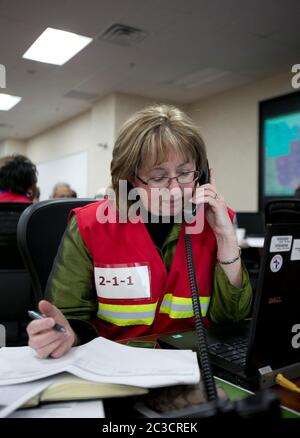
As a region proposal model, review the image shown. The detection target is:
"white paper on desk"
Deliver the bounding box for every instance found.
[8,400,105,418]
[0,378,54,418]
[0,337,200,388]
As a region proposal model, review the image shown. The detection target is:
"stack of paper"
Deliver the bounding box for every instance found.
[0,337,200,387]
[0,337,200,417]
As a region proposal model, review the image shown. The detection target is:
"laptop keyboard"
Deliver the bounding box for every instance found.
[208,337,248,367]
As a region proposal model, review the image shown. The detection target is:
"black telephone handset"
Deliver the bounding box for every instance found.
[197,159,210,186]
[192,160,210,216]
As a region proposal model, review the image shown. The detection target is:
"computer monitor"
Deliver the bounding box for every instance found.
[259,90,300,210]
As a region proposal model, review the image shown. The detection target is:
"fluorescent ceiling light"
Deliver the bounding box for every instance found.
[0,93,22,111]
[171,68,231,89]
[22,27,93,65]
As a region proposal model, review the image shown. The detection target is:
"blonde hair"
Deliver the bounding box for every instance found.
[110,104,207,209]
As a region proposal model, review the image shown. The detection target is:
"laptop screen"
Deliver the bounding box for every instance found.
[248,223,300,371]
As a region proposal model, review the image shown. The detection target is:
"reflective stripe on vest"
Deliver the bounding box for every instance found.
[159,293,210,318]
[97,301,158,326]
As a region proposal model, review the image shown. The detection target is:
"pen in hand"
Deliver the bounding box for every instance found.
[28,310,66,333]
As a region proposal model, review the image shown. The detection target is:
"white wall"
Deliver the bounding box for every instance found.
[115,93,163,133]
[114,93,188,133]
[26,111,91,162]
[0,139,26,158]
[25,110,91,197]
[187,72,294,211]
[37,151,88,200]
[24,92,164,198]
[89,94,115,196]
[90,93,163,196]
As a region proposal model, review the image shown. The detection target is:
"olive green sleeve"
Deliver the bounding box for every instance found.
[208,263,253,323]
[45,215,98,342]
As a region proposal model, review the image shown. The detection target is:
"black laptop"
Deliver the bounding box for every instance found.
[158,223,300,390]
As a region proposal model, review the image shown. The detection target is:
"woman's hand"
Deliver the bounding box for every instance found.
[192,168,235,239]
[192,168,242,288]
[27,300,77,359]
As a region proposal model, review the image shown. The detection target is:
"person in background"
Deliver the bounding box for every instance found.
[294,186,300,198]
[31,186,40,203]
[27,104,252,359]
[0,154,37,203]
[94,187,106,199]
[51,182,77,199]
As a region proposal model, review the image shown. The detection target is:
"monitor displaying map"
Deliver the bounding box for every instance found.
[259,91,300,208]
[264,112,300,196]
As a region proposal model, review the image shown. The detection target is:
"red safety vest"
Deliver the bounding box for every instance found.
[0,191,31,203]
[73,199,234,341]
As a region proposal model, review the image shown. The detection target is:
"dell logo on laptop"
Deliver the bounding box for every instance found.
[268,297,282,304]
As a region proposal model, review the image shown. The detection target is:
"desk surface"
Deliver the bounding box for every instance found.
[272,379,300,414]
[121,333,300,415]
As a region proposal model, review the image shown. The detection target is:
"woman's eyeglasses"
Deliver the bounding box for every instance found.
[135,170,200,188]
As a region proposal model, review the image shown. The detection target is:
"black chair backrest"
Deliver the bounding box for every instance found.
[235,211,265,236]
[0,202,32,346]
[265,199,300,225]
[17,199,96,304]
[0,202,31,269]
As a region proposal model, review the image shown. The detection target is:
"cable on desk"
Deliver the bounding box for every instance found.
[184,233,218,402]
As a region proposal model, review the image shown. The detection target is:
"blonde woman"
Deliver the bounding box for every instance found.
[27,104,252,359]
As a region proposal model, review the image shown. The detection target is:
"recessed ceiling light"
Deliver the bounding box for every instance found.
[171,68,231,89]
[0,93,22,111]
[22,27,93,66]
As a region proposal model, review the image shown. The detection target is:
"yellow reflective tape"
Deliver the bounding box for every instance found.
[97,313,154,326]
[97,301,157,326]
[161,293,210,306]
[159,306,208,318]
[99,302,157,313]
[159,306,195,318]
[159,293,210,318]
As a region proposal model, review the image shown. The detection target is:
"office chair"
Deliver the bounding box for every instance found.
[17,199,96,305]
[265,198,300,224]
[0,202,32,346]
[235,212,265,237]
